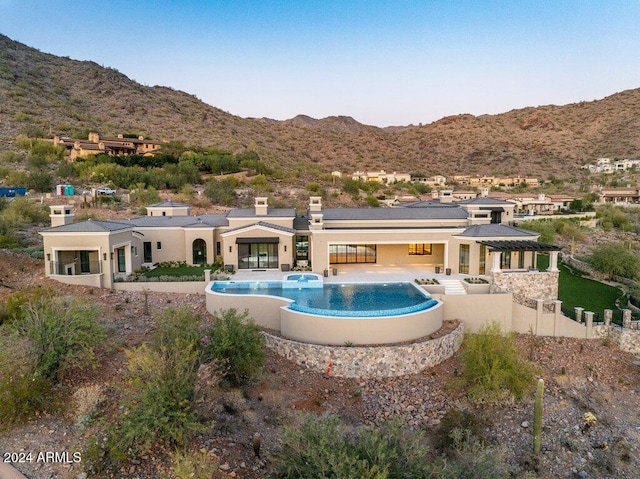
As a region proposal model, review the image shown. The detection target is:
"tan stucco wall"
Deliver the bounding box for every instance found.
[113,281,206,294]
[206,289,290,330]
[309,229,464,273]
[184,228,216,265]
[432,292,513,333]
[146,206,190,216]
[135,228,186,264]
[376,243,445,266]
[279,302,443,346]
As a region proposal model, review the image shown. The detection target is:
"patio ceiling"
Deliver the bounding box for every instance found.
[477,240,561,252]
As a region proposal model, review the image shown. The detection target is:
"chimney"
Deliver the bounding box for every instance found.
[440,189,453,203]
[481,187,489,197]
[309,196,322,212]
[255,197,268,216]
[88,132,99,143]
[49,205,75,227]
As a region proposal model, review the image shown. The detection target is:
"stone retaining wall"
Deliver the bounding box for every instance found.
[491,271,558,307]
[262,322,464,378]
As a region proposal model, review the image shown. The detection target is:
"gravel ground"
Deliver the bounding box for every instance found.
[1,250,640,479]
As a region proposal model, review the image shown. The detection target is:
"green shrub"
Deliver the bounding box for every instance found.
[0,336,59,428]
[459,322,536,403]
[202,308,265,387]
[434,408,489,454]
[272,415,433,479]
[113,343,203,457]
[10,297,106,381]
[434,434,516,479]
[0,287,54,326]
[153,306,202,354]
[164,449,222,479]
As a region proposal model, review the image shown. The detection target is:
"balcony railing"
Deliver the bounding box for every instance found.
[50,261,101,276]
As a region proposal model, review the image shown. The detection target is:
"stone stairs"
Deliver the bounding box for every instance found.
[439,279,467,295]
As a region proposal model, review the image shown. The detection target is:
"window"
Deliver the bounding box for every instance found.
[408,244,432,255]
[479,244,486,275]
[157,242,162,250]
[518,250,525,269]
[143,242,152,263]
[329,244,376,264]
[459,244,470,274]
[238,242,278,269]
[295,235,309,261]
[117,248,126,273]
[216,241,221,257]
[162,211,166,216]
[80,251,90,273]
[192,239,207,265]
[501,251,512,269]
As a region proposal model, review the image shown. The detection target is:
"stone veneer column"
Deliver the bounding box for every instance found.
[604,309,612,327]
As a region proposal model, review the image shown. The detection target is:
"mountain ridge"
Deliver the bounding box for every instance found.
[1,33,639,179]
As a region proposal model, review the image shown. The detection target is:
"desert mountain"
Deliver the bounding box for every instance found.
[1,33,639,179]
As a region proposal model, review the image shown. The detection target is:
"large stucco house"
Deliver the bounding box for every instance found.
[40,195,561,289]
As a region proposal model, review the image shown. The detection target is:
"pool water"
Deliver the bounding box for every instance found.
[209,281,438,317]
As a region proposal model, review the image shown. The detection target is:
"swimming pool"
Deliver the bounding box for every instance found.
[206,279,444,345]
[209,281,438,317]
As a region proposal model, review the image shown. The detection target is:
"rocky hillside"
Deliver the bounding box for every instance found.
[1,33,640,179]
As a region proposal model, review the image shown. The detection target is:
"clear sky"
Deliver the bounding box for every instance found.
[1,1,639,127]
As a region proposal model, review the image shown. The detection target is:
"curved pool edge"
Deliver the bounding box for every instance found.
[262,321,464,379]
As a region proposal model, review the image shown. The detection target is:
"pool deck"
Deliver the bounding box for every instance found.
[230,264,478,283]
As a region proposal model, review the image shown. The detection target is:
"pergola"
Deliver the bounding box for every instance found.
[477,240,561,273]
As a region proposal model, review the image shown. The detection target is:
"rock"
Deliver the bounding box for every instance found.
[219,463,231,471]
[521,421,529,428]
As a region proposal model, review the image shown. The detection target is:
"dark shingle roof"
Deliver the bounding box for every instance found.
[41,219,132,233]
[321,207,469,221]
[221,221,296,235]
[129,214,228,228]
[458,224,538,238]
[226,208,296,218]
[147,201,191,208]
[457,197,515,205]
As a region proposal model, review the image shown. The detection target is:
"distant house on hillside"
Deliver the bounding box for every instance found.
[54,132,164,160]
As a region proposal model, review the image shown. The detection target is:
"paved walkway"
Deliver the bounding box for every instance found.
[232,264,478,283]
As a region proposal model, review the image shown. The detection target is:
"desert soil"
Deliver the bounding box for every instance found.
[1,249,639,479]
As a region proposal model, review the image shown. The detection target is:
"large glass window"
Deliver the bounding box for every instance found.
[329,244,376,264]
[80,251,90,273]
[479,244,486,275]
[408,244,432,255]
[459,244,470,274]
[143,242,152,263]
[501,251,512,269]
[295,235,309,261]
[117,248,126,273]
[518,250,525,269]
[238,243,278,269]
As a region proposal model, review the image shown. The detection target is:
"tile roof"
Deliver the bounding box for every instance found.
[457,197,515,205]
[221,221,296,235]
[147,201,191,208]
[41,219,132,233]
[321,206,469,221]
[129,214,228,228]
[226,208,296,218]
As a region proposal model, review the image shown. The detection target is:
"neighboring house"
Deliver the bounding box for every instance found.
[351,170,412,184]
[54,132,163,160]
[40,195,560,289]
[595,187,640,205]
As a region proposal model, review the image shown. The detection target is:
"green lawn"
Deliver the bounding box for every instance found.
[143,265,209,278]
[537,254,624,320]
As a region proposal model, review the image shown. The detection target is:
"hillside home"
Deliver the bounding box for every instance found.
[40,195,560,289]
[54,132,163,160]
[351,170,411,184]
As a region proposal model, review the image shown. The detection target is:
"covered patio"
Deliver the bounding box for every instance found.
[478,240,561,273]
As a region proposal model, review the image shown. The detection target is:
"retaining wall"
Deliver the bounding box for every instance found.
[262,322,464,378]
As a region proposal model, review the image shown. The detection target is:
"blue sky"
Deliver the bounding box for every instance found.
[1,1,639,127]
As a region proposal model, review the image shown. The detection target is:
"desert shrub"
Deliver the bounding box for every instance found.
[434,408,489,454]
[435,432,516,479]
[0,287,54,325]
[0,336,58,428]
[202,308,265,387]
[113,343,203,456]
[272,415,433,479]
[153,306,202,354]
[10,297,106,381]
[459,322,536,403]
[163,449,222,479]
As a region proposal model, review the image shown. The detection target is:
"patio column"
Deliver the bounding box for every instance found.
[443,241,449,270]
[548,250,559,272]
[490,251,502,273]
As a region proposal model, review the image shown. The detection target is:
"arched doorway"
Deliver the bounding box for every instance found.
[192,239,207,265]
